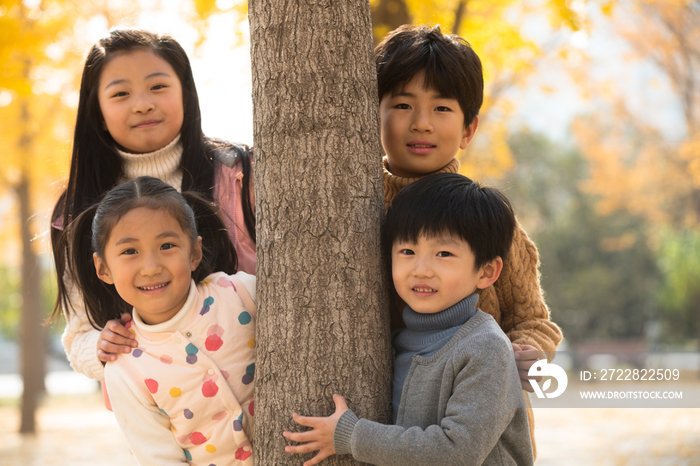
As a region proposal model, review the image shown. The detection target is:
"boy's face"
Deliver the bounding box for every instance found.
[380,72,477,178]
[392,234,489,314]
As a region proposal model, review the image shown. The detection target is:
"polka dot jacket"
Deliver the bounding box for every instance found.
[105,272,256,466]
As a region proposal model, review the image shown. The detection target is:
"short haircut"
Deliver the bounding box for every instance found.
[375,24,484,127]
[385,173,516,269]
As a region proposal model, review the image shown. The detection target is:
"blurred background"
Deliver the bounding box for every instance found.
[1,0,699,464]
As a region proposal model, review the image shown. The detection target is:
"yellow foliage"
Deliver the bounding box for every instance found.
[576,0,700,228]
[600,231,637,252]
[680,136,700,189]
[0,0,92,264]
[459,120,514,181]
[574,114,696,226]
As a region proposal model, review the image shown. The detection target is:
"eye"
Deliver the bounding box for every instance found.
[399,248,415,255]
[111,91,129,98]
[435,106,451,112]
[120,248,137,255]
[436,251,453,257]
[151,84,167,91]
[161,243,175,250]
[395,103,411,110]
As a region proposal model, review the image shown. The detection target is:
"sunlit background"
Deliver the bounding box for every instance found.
[1,0,699,464]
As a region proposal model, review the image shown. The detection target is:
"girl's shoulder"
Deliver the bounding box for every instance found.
[205,137,253,169]
[199,271,256,304]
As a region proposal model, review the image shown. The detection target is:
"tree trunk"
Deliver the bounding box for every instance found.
[453,0,468,36]
[249,1,391,464]
[370,0,411,45]
[17,96,46,434]
[18,175,45,434]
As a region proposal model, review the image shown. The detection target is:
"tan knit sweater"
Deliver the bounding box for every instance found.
[383,158,562,353]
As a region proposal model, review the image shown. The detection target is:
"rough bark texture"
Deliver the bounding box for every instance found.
[249,0,391,464]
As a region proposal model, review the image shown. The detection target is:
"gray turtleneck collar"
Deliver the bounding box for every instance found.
[392,293,479,423]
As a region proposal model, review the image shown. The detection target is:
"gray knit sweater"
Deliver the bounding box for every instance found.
[333,310,534,466]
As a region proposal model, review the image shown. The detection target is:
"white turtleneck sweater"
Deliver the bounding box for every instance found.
[117,134,183,191]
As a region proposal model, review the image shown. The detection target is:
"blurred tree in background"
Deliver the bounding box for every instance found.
[572,0,700,347]
[1,0,84,434]
[495,131,661,350]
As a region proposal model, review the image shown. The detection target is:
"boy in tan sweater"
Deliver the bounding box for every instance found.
[375,24,562,457]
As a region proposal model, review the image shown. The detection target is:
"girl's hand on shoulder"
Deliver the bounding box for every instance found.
[98,313,137,363]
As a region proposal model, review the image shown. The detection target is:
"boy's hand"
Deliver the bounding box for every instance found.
[283,394,349,466]
[512,343,542,392]
[98,313,137,363]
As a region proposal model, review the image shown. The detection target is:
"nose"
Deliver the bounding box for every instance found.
[411,254,434,278]
[140,252,163,277]
[133,92,155,114]
[410,107,433,133]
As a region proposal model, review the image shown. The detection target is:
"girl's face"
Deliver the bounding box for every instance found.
[98,49,184,154]
[93,207,202,325]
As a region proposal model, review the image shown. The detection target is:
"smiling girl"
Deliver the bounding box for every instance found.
[64,176,255,465]
[50,29,256,383]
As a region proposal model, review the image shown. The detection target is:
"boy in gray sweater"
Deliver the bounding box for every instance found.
[284,173,534,466]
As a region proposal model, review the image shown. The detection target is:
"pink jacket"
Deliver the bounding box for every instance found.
[214,159,256,275]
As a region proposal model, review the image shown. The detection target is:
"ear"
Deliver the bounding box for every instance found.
[191,236,203,271]
[93,253,114,284]
[476,256,503,290]
[460,115,479,150]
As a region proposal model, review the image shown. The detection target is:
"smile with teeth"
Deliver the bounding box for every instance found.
[413,286,437,293]
[139,282,169,291]
[408,144,435,148]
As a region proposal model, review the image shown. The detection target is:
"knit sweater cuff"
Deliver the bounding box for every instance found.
[333,409,359,456]
[78,330,106,381]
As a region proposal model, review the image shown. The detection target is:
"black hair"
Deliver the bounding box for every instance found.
[385,173,515,270]
[50,29,255,321]
[375,24,484,127]
[63,176,237,329]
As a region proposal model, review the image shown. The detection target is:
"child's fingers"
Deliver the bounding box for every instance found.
[283,429,321,444]
[516,358,538,372]
[97,349,118,363]
[521,378,534,392]
[332,394,348,412]
[284,440,322,454]
[291,412,324,428]
[514,344,540,358]
[519,368,542,381]
[304,450,333,466]
[103,319,137,341]
[514,351,539,361]
[519,369,542,392]
[97,340,134,360]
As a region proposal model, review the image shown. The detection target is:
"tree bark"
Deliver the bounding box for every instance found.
[249,0,391,464]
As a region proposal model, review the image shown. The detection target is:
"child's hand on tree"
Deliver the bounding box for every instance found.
[513,343,542,392]
[98,313,137,363]
[283,394,349,466]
